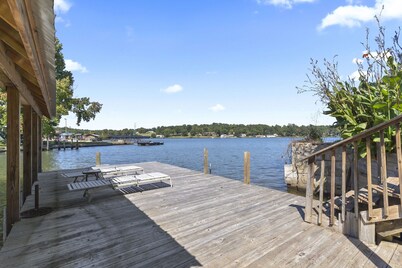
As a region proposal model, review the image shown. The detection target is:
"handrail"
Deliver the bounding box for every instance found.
[304,112,402,228]
[302,113,402,161]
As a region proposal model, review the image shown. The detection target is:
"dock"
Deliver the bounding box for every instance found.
[0,162,401,267]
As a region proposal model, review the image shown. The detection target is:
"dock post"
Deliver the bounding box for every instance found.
[204,148,208,174]
[244,151,250,184]
[96,152,101,166]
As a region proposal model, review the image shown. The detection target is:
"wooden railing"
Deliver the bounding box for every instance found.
[304,114,402,226]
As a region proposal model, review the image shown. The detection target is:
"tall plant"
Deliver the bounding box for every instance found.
[298,20,402,154]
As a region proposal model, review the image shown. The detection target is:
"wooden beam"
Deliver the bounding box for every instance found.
[32,110,38,183]
[38,115,42,173]
[0,40,41,115]
[0,1,17,29]
[22,104,32,203]
[6,0,53,116]
[6,86,20,236]
[0,24,28,60]
[303,113,402,161]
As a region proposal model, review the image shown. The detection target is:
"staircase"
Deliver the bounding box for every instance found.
[303,114,402,244]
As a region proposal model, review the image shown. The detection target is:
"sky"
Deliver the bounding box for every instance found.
[54,0,402,130]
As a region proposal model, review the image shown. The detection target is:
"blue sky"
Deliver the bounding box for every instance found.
[54,0,402,129]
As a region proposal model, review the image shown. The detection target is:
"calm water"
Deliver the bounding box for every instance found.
[0,137,298,242]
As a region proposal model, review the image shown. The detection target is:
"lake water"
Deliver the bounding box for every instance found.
[0,137,300,243]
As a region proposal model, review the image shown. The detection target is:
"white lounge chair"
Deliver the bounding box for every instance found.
[62,171,86,182]
[67,172,172,201]
[91,164,144,178]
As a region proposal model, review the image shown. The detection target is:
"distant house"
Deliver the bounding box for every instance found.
[156,135,165,138]
[220,134,235,138]
[59,132,74,141]
[83,134,100,142]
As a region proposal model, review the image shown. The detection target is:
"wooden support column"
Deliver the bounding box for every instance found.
[22,105,32,203]
[6,86,20,236]
[32,111,38,183]
[38,116,42,173]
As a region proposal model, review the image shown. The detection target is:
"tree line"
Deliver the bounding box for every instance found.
[58,123,338,139]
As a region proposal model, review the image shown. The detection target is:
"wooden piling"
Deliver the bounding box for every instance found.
[204,148,208,174]
[22,105,32,203]
[96,152,101,166]
[244,151,250,184]
[6,86,20,236]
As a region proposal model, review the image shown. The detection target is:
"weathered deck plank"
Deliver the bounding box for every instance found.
[0,162,400,267]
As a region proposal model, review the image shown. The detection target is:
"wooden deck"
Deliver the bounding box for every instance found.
[1,162,401,267]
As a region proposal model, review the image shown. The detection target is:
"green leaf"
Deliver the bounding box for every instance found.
[373,103,387,109]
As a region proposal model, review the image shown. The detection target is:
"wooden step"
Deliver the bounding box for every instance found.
[372,176,401,199]
[334,188,381,212]
[376,219,402,242]
[362,205,402,224]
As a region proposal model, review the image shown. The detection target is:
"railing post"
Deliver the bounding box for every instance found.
[353,141,359,219]
[244,151,250,184]
[330,149,336,226]
[318,154,325,225]
[395,123,402,208]
[96,152,101,166]
[341,146,346,223]
[380,130,389,218]
[366,138,373,220]
[204,148,208,174]
[305,157,315,223]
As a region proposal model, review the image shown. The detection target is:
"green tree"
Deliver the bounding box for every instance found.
[42,38,102,138]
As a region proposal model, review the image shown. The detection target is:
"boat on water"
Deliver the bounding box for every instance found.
[137,140,164,146]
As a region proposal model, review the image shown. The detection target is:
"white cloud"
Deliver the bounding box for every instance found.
[319,0,402,30]
[256,0,317,9]
[209,104,225,112]
[65,59,88,73]
[349,70,367,81]
[162,84,183,94]
[352,58,363,64]
[54,0,72,14]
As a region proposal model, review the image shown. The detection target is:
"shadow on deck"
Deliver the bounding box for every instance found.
[1,162,400,267]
